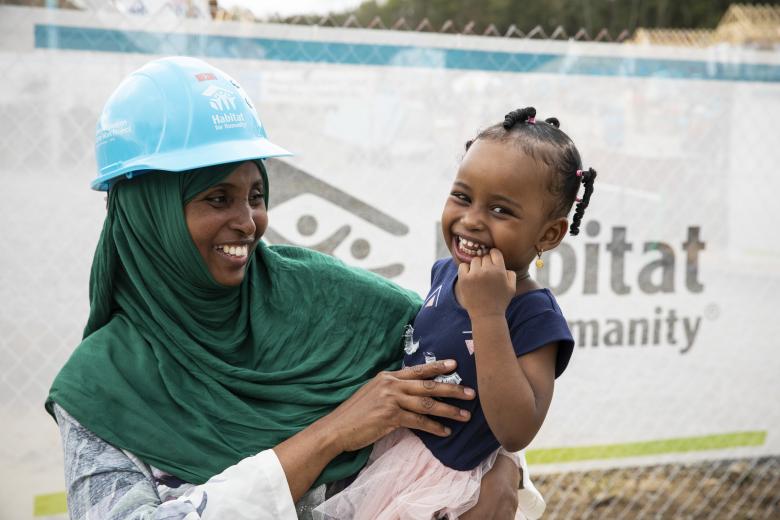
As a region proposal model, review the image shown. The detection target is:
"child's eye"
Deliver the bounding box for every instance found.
[491,206,513,216]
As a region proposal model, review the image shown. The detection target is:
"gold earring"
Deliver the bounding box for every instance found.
[535,250,544,269]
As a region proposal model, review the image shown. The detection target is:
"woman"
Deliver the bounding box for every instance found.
[47,56,526,519]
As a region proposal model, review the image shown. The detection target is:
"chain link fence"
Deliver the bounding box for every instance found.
[271,14,632,43]
[1,3,779,519]
[536,457,780,518]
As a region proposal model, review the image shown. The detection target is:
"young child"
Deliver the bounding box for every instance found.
[314,107,597,519]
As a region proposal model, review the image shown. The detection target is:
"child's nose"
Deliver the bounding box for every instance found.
[461,208,485,230]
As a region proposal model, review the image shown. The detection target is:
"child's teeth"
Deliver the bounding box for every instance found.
[456,235,491,257]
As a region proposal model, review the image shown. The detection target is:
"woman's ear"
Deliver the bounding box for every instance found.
[538,217,569,252]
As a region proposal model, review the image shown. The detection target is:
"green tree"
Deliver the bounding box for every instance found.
[282,0,780,37]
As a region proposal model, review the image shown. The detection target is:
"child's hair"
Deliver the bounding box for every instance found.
[465,107,596,236]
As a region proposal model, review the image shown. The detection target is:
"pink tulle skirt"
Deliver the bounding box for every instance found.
[313,428,520,520]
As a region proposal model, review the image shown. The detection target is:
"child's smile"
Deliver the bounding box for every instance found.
[455,235,490,259]
[441,139,552,274]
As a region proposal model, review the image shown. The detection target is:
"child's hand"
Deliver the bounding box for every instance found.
[457,248,516,318]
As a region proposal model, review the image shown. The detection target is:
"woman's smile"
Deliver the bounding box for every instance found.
[212,241,253,269]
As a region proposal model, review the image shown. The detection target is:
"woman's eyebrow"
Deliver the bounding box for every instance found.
[206,181,264,190]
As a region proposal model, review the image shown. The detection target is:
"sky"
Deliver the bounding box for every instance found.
[218,0,365,19]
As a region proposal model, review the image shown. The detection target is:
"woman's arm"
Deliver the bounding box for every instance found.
[274,359,476,501]
[277,360,530,519]
[461,453,520,520]
[56,360,474,518]
[55,404,220,520]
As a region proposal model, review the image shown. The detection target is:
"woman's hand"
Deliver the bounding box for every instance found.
[327,360,476,452]
[274,359,475,502]
[460,453,520,519]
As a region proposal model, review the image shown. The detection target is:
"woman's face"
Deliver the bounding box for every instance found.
[184,161,267,286]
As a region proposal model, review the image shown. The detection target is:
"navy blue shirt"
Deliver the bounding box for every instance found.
[403,258,574,471]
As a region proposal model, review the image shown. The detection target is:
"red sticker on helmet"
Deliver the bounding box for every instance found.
[195,72,217,81]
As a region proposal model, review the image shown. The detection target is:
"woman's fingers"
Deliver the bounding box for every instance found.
[407,378,475,400]
[393,361,475,400]
[397,394,470,422]
[398,410,452,437]
[394,360,455,379]
[325,364,477,452]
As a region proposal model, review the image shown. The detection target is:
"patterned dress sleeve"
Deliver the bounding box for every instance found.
[55,403,192,519]
[54,404,297,519]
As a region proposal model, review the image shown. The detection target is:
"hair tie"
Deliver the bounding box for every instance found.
[576,169,583,177]
[527,116,536,124]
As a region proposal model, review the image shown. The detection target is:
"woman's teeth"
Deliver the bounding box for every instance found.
[457,236,489,256]
[217,244,249,258]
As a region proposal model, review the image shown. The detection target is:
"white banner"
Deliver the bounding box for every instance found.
[1,5,779,519]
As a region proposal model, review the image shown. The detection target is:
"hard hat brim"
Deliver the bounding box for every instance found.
[91,137,292,191]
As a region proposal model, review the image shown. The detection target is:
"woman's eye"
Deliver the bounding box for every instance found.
[250,192,265,205]
[207,196,227,205]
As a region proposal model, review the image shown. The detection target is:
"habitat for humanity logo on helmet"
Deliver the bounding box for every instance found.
[202,84,247,131]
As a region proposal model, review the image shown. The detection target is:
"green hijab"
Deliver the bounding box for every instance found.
[47,161,421,486]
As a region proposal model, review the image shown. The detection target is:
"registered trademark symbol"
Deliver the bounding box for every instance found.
[704,303,720,321]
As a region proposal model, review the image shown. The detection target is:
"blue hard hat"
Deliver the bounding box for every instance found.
[93,56,291,191]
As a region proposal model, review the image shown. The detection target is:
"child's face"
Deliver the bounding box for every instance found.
[184,161,267,286]
[441,139,551,273]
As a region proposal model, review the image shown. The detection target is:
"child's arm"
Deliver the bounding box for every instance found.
[458,249,557,452]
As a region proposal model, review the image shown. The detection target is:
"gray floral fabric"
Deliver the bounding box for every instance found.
[53,404,324,519]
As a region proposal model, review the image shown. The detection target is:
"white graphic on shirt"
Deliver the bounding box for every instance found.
[424,352,437,364]
[434,372,462,385]
[403,325,420,355]
[463,330,474,355]
[424,285,442,308]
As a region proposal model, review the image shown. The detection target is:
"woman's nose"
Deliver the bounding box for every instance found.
[231,202,257,237]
